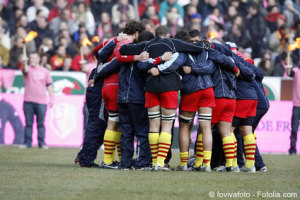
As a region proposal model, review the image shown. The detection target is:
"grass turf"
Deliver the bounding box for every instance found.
[0,146,299,200]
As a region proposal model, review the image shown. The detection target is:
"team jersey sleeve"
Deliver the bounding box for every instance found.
[208,49,236,71]
[97,37,118,64]
[136,56,163,71]
[157,53,187,74]
[187,54,216,75]
[94,58,120,80]
[119,42,146,56]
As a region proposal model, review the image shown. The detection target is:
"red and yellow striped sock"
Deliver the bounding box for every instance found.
[203,151,212,167]
[244,134,256,168]
[103,130,116,164]
[157,132,172,167]
[231,132,237,168]
[222,136,235,168]
[180,152,189,166]
[194,134,203,167]
[149,132,159,165]
[115,131,122,162]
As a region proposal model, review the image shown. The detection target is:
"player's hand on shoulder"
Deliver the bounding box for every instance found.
[162,52,172,61]
[139,51,149,61]
[88,79,95,87]
[148,67,160,76]
[182,66,192,74]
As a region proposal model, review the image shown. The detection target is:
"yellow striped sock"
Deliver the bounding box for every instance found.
[112,146,116,161]
[195,134,203,167]
[115,131,122,162]
[222,136,235,167]
[149,132,159,165]
[203,151,212,167]
[244,134,256,168]
[157,132,172,167]
[231,132,237,168]
[180,152,189,166]
[103,130,116,164]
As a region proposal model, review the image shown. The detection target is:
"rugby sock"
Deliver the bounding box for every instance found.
[244,134,256,168]
[180,152,189,166]
[112,147,116,161]
[115,131,122,162]
[157,132,172,167]
[194,134,204,167]
[103,130,116,164]
[203,151,212,167]
[222,136,235,167]
[231,132,238,168]
[149,132,159,165]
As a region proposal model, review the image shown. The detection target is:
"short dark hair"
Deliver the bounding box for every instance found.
[175,30,190,42]
[138,31,155,42]
[155,25,170,38]
[188,29,201,38]
[141,19,154,29]
[123,21,144,35]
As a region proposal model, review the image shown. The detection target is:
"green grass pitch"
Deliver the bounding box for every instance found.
[1,146,299,200]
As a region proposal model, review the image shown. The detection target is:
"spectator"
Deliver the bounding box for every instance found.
[138,0,159,18]
[16,14,28,30]
[184,0,201,20]
[71,44,94,71]
[203,7,224,28]
[58,35,76,56]
[91,0,114,22]
[272,52,290,77]
[223,5,238,33]
[48,0,71,22]
[26,0,49,22]
[20,52,53,149]
[32,16,54,48]
[269,24,295,56]
[223,14,250,49]
[184,13,202,33]
[96,12,113,41]
[0,33,9,67]
[246,2,266,58]
[38,37,55,58]
[28,9,45,31]
[159,0,184,21]
[258,50,275,76]
[283,0,300,28]
[40,53,52,71]
[11,26,36,53]
[0,25,11,50]
[50,9,76,36]
[62,56,72,71]
[199,0,224,20]
[161,7,184,35]
[50,45,67,70]
[111,0,135,26]
[141,5,160,26]
[73,22,90,43]
[73,2,95,36]
[265,5,284,33]
[9,37,26,69]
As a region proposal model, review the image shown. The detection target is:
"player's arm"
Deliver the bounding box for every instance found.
[136,52,173,71]
[189,58,216,75]
[234,56,255,81]
[170,38,205,53]
[157,52,187,74]
[94,58,121,80]
[119,42,146,56]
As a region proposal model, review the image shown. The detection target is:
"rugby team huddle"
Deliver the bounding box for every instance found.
[75,19,269,173]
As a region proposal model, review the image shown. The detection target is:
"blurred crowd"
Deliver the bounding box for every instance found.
[1,0,300,77]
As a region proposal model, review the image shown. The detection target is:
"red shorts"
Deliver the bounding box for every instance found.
[211,98,236,124]
[234,99,258,118]
[102,84,118,112]
[145,91,178,109]
[179,87,215,112]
